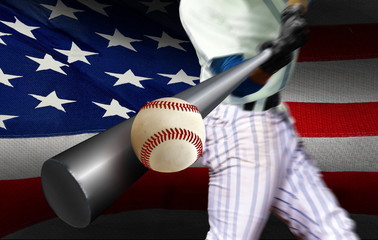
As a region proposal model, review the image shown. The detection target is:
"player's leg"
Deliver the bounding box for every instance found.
[202,104,291,240]
[271,125,359,239]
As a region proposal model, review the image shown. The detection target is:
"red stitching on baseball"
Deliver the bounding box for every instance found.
[141,100,200,113]
[140,128,203,169]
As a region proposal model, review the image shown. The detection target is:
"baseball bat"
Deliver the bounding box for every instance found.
[41,49,272,228]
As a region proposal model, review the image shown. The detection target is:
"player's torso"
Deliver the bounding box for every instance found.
[180,0,296,104]
[181,0,285,58]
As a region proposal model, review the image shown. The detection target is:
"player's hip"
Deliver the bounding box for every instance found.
[201,103,297,170]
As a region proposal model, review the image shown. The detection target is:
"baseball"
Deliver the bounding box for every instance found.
[131,97,206,173]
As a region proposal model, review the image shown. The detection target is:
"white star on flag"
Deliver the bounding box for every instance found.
[105,70,152,88]
[0,17,39,39]
[0,32,11,45]
[93,99,135,119]
[158,69,199,86]
[54,42,98,64]
[41,0,84,20]
[29,91,76,112]
[145,32,188,51]
[0,115,18,130]
[76,0,111,16]
[0,68,22,88]
[140,0,173,14]
[26,54,68,75]
[96,29,142,51]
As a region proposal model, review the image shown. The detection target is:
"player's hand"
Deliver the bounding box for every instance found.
[259,4,309,74]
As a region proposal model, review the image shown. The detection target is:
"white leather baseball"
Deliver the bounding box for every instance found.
[131,97,206,173]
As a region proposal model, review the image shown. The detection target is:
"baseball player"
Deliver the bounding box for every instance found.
[179,0,359,239]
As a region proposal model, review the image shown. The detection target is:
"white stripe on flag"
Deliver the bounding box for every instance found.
[2,135,377,179]
[282,59,378,103]
[191,136,378,172]
[301,136,378,172]
[0,133,96,180]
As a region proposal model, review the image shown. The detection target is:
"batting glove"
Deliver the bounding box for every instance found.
[259,4,309,74]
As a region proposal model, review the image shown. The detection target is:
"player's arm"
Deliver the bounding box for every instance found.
[210,54,265,96]
[287,0,311,13]
[249,0,312,85]
[209,0,312,96]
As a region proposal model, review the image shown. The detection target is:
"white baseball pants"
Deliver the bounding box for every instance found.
[201,103,359,240]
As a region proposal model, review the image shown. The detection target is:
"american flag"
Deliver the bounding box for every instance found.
[0,0,377,237]
[0,0,199,138]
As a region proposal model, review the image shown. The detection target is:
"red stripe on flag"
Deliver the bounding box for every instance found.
[105,168,209,213]
[322,172,378,216]
[298,24,378,62]
[1,169,377,237]
[0,177,55,238]
[286,102,378,137]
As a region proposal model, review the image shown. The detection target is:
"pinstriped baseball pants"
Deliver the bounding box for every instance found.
[201,103,359,240]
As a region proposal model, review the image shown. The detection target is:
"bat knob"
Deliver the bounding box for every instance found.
[42,159,91,228]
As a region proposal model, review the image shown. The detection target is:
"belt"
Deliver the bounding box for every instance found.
[243,93,280,111]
